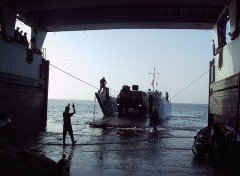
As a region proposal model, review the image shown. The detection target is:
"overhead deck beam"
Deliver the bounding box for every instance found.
[1,0,231,31]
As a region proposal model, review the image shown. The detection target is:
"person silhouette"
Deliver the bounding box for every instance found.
[99,77,107,93]
[150,107,160,133]
[19,30,23,43]
[14,27,21,42]
[63,103,77,146]
[57,146,75,175]
[22,32,29,47]
[165,91,169,102]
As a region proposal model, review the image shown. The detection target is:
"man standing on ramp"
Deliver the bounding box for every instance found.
[150,107,160,133]
[63,103,76,146]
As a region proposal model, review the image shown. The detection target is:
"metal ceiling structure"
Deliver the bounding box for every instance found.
[1,0,231,32]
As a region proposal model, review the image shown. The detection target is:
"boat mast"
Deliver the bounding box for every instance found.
[148,67,160,92]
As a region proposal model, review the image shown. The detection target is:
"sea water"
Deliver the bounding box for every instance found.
[8,100,239,175]
[46,100,208,143]
[44,100,208,156]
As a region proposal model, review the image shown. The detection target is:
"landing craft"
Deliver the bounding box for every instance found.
[95,68,171,120]
[95,85,171,120]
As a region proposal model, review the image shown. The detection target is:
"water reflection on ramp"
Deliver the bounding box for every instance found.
[3,125,239,176]
[88,114,149,128]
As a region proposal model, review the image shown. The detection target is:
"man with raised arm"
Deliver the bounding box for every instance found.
[63,103,76,146]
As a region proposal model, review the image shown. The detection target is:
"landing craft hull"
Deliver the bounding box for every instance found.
[0,39,49,137]
[95,91,118,116]
[149,94,171,120]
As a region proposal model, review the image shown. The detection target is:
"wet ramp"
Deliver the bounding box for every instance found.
[88,115,149,128]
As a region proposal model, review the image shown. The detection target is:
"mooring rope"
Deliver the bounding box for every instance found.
[170,70,209,100]
[93,95,97,120]
[50,63,99,90]
[212,94,228,116]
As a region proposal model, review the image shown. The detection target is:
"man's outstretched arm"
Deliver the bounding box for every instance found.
[72,103,76,114]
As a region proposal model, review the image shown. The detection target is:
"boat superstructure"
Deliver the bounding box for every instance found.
[208,0,240,136]
[0,9,49,135]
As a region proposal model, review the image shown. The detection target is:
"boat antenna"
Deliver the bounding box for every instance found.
[148,67,160,92]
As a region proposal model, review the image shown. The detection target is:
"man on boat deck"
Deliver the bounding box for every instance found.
[21,32,29,48]
[63,103,76,146]
[165,91,169,102]
[150,107,160,133]
[14,27,21,42]
[99,77,107,93]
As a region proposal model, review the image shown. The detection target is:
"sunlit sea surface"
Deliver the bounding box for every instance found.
[46,99,208,138]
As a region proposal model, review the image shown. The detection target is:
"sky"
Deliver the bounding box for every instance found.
[17,21,213,104]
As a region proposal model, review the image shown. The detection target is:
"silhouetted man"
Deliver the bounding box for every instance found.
[14,27,21,43]
[63,103,76,146]
[166,91,169,102]
[150,107,160,133]
[99,77,107,93]
[22,32,29,47]
[57,147,74,175]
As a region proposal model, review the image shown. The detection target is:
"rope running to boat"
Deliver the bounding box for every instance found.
[50,63,99,90]
[170,70,209,100]
[50,63,208,100]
